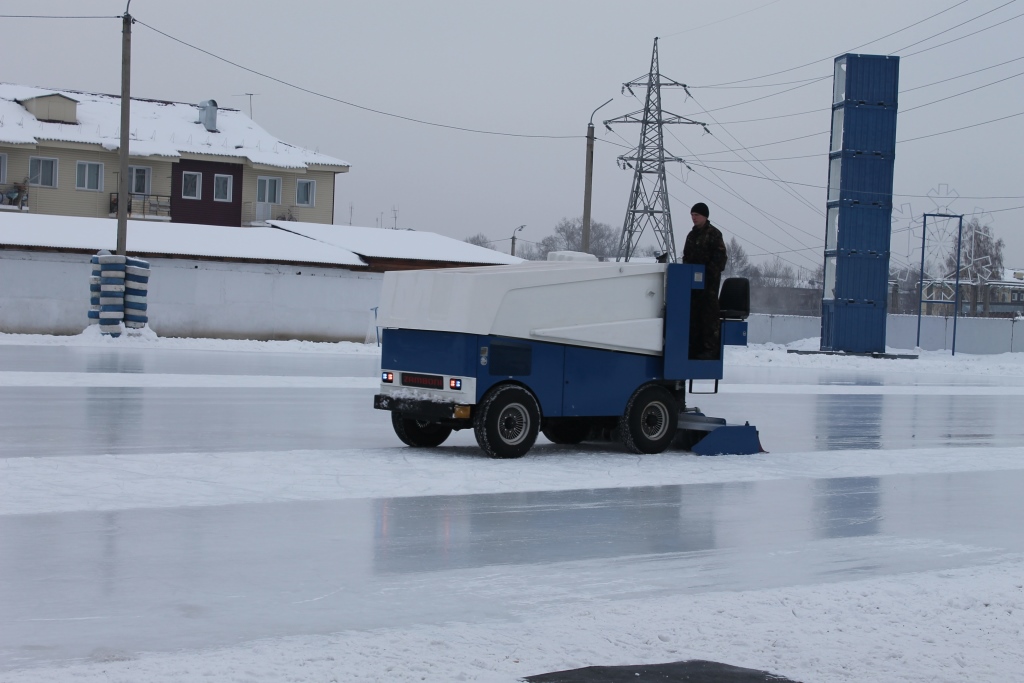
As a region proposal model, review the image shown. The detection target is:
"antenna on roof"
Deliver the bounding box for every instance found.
[232,93,258,120]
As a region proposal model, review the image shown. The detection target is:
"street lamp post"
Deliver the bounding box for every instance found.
[511,224,525,257]
[582,98,613,255]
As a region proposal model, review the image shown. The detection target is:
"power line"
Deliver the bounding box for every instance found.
[681,91,825,217]
[891,0,1020,53]
[664,144,825,267]
[692,76,827,90]
[690,162,1024,199]
[903,8,1024,58]
[133,18,580,140]
[901,70,1024,114]
[686,53,1024,127]
[655,0,782,38]
[0,14,119,19]
[690,0,970,87]
[901,54,1024,92]
[899,110,1024,142]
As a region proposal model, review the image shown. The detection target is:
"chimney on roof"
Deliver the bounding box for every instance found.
[196,99,218,132]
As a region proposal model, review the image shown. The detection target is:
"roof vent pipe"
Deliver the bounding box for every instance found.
[196,99,218,132]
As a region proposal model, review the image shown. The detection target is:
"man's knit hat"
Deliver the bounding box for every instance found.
[690,202,710,218]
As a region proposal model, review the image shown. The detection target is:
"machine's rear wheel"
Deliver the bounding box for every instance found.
[620,384,678,454]
[391,412,452,448]
[542,419,591,445]
[474,384,540,459]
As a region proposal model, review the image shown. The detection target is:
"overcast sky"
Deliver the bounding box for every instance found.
[5,0,1023,270]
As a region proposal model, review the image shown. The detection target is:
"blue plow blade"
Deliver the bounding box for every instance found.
[690,424,765,456]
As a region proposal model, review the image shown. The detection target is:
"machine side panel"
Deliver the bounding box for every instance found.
[381,328,478,377]
[562,346,663,417]
[475,336,566,418]
[664,263,698,380]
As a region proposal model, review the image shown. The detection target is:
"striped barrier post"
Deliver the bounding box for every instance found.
[124,257,150,330]
[92,252,126,337]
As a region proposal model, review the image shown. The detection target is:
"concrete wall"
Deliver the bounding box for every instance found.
[0,249,382,341]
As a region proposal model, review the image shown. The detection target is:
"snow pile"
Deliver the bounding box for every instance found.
[4,558,1022,683]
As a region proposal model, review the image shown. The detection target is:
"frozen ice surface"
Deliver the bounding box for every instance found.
[1,333,1023,682]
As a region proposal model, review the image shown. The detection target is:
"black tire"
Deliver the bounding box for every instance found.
[541,419,591,445]
[474,384,540,459]
[391,412,453,448]
[620,384,678,454]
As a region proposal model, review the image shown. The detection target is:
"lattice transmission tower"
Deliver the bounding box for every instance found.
[604,37,707,262]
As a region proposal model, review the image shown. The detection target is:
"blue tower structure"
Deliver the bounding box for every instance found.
[821,54,899,353]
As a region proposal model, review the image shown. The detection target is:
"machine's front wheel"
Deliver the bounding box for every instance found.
[474,384,540,459]
[620,384,678,454]
[391,413,453,448]
[542,418,591,445]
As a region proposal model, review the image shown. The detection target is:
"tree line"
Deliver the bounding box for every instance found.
[466,215,1008,292]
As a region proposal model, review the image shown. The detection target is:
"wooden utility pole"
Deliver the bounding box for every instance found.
[116,5,133,255]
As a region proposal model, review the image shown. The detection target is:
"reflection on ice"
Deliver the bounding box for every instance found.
[2,470,1023,671]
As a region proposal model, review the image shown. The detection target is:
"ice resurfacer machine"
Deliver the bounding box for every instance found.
[373,261,763,458]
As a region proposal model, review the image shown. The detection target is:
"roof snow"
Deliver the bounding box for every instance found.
[269,221,522,265]
[0,83,349,171]
[0,213,521,268]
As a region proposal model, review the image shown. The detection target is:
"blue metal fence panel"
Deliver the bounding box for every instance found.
[836,105,898,153]
[831,152,896,205]
[833,203,891,253]
[840,54,900,106]
[835,255,889,302]
[830,302,887,352]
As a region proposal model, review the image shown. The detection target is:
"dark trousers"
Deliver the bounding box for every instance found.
[689,275,721,359]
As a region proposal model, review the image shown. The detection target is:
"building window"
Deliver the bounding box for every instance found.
[29,157,58,187]
[296,179,315,207]
[129,166,151,195]
[257,176,281,204]
[76,161,103,191]
[213,174,233,202]
[0,154,7,184]
[182,171,201,199]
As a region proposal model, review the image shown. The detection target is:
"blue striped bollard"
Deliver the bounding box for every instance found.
[124,257,150,330]
[95,253,127,337]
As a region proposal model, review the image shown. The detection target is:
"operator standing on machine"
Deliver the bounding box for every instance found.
[681,202,728,360]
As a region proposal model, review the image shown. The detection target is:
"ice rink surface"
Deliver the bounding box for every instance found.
[1,334,1023,682]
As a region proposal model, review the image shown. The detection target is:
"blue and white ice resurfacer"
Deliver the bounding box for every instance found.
[373,261,764,458]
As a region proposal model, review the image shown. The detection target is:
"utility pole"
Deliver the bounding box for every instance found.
[604,37,707,262]
[392,205,399,230]
[510,224,525,257]
[116,3,133,256]
[582,99,612,255]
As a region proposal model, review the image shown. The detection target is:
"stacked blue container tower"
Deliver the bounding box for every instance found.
[821,54,899,353]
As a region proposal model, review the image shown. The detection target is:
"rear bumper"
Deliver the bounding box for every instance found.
[374,394,471,420]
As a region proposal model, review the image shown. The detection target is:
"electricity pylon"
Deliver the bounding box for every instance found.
[604,37,707,262]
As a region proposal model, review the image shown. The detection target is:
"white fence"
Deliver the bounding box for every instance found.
[0,249,382,341]
[1,248,1021,352]
[748,312,1024,354]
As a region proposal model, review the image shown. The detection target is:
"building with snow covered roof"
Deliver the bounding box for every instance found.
[0,84,349,228]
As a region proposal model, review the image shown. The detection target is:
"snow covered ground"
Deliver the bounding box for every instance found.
[1,329,1022,682]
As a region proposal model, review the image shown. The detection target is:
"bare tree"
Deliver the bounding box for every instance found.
[464,233,494,249]
[943,218,1004,283]
[534,217,618,260]
[756,256,796,288]
[723,237,750,279]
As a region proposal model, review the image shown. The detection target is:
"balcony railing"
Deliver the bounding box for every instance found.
[1,183,29,210]
[109,193,171,220]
